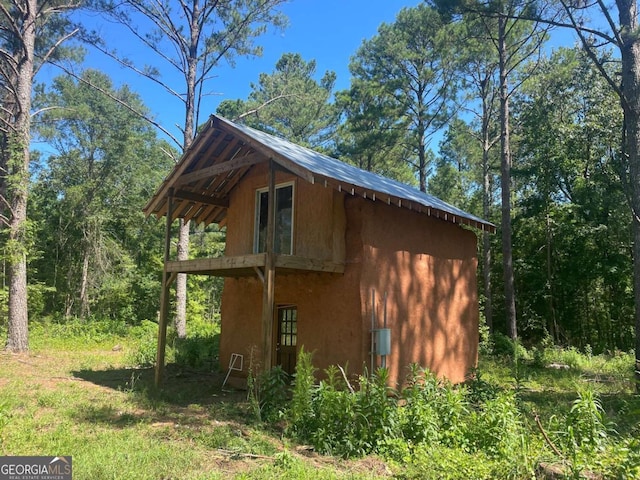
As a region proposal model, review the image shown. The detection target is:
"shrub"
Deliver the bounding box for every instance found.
[289,347,317,438]
[467,391,523,458]
[398,365,440,445]
[352,369,398,452]
[492,333,531,361]
[465,368,500,406]
[173,336,215,369]
[247,362,290,424]
[258,366,290,423]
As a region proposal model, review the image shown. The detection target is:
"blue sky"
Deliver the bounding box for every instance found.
[56,1,424,148]
[42,0,578,151]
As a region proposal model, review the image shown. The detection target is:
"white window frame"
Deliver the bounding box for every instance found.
[253,181,295,255]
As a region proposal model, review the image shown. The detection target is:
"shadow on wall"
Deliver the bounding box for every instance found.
[361,199,479,384]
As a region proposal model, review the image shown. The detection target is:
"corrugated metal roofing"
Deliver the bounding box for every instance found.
[215,115,494,231]
[144,114,495,232]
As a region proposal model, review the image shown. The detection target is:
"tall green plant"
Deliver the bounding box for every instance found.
[289,347,317,438]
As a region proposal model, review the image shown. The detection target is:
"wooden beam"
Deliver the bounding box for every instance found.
[262,160,276,372]
[155,189,174,388]
[164,253,344,276]
[166,254,267,274]
[271,157,316,184]
[176,152,265,186]
[254,266,265,283]
[274,255,345,274]
[143,119,216,216]
[213,116,316,184]
[173,189,229,208]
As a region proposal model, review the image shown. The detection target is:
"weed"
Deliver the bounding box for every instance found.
[0,399,9,448]
[174,336,215,369]
[288,347,317,438]
[257,365,289,423]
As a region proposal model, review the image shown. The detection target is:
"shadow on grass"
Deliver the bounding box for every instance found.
[70,365,280,457]
[74,362,244,400]
[72,363,249,424]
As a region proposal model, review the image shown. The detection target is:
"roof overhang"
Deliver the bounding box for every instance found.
[144,115,496,233]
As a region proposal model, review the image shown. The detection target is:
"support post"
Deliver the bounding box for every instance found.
[155,189,175,387]
[261,160,276,372]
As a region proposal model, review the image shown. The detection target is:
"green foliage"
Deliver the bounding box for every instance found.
[30,316,130,344]
[127,320,166,368]
[467,392,523,458]
[172,316,219,369]
[346,4,456,190]
[491,333,530,361]
[217,53,338,149]
[511,46,632,351]
[257,366,289,423]
[289,347,317,437]
[566,387,608,453]
[287,358,529,466]
[247,364,290,424]
[30,69,174,323]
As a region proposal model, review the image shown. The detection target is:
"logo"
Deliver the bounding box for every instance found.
[0,456,72,480]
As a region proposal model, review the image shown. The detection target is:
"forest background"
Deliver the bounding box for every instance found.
[0,0,636,359]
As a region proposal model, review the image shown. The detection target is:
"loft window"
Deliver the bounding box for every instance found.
[255,183,294,254]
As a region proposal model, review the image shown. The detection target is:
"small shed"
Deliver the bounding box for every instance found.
[144,115,494,387]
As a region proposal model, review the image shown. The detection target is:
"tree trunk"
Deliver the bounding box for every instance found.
[481,84,494,333]
[79,244,90,319]
[546,211,558,343]
[617,0,640,390]
[174,219,189,338]
[171,3,201,339]
[5,0,36,353]
[498,15,518,341]
[482,147,493,333]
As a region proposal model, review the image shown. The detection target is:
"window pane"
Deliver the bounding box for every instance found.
[257,191,269,253]
[255,184,293,254]
[275,186,292,254]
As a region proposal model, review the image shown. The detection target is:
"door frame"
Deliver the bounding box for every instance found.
[274,304,297,375]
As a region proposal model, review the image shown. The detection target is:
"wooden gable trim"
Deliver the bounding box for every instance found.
[176,151,266,186]
[173,189,229,208]
[213,116,316,184]
[144,117,216,216]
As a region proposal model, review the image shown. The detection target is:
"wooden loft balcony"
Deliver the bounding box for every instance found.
[165,253,345,278]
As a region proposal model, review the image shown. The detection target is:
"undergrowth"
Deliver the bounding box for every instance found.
[1,321,639,479]
[252,345,640,479]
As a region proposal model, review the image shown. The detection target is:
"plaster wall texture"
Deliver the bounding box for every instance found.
[219,171,478,386]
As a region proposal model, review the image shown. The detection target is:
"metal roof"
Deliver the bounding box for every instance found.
[143,114,495,232]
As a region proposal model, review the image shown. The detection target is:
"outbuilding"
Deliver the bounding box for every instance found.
[144,115,494,387]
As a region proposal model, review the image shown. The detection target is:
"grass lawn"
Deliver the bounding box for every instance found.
[0,330,388,480]
[1,323,639,479]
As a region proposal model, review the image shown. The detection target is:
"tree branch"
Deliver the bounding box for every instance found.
[33,28,79,78]
[559,0,623,103]
[84,38,186,103]
[233,93,302,121]
[45,60,183,148]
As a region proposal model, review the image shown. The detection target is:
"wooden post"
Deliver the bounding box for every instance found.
[155,189,174,387]
[261,160,276,371]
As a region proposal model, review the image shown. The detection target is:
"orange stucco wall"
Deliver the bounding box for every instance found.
[219,173,479,387]
[355,198,479,384]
